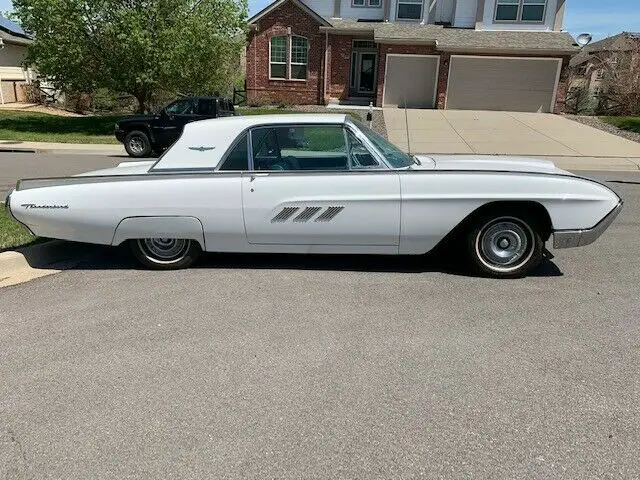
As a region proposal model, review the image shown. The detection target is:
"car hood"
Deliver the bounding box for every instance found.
[117,114,156,124]
[75,161,156,177]
[411,154,573,175]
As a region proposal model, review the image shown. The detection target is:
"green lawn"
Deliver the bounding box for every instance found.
[0,208,36,250]
[601,116,640,134]
[0,108,361,145]
[0,110,119,144]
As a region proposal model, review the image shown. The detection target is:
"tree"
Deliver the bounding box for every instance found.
[599,42,640,115]
[12,0,248,112]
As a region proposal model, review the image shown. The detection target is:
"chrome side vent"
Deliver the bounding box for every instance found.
[293,206,322,222]
[271,207,299,223]
[315,206,344,222]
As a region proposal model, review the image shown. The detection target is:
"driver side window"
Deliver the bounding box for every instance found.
[165,99,195,115]
[250,125,354,171]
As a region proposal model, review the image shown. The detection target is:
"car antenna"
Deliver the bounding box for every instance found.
[403,86,411,155]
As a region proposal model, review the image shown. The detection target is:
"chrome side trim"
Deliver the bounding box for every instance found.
[553,201,623,249]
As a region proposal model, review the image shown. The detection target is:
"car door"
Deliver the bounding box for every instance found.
[162,98,198,145]
[241,124,401,247]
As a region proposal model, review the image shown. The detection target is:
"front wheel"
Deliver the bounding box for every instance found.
[130,238,200,270]
[467,215,543,279]
[124,130,152,158]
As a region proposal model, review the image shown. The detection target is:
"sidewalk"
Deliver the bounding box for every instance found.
[0,138,639,172]
[0,140,125,156]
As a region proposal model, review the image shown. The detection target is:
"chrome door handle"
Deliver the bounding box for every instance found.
[250,173,270,181]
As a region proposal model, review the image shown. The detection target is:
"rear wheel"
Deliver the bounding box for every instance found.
[124,130,152,158]
[467,214,543,279]
[130,238,200,270]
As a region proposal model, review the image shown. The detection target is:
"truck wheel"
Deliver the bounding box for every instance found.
[124,130,152,158]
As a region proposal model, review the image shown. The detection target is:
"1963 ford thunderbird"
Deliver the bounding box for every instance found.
[5,114,622,278]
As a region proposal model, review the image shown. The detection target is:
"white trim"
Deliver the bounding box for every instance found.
[444,55,564,112]
[248,0,331,26]
[382,53,440,108]
[550,57,563,113]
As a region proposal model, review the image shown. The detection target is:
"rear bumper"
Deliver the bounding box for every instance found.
[4,189,35,236]
[553,201,623,249]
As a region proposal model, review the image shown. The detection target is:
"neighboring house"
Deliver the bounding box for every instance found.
[569,32,640,100]
[246,0,579,112]
[0,15,34,104]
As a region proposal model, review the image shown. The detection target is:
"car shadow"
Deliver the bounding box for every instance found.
[16,241,563,278]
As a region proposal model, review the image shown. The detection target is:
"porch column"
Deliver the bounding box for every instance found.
[475,0,485,28]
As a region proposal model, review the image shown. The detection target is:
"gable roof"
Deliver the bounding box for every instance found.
[569,32,640,67]
[248,0,331,27]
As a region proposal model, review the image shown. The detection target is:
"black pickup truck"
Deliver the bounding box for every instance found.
[115,96,235,157]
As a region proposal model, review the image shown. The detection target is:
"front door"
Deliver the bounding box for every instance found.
[241,124,400,246]
[358,53,377,94]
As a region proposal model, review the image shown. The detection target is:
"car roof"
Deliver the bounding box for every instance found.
[153,114,351,171]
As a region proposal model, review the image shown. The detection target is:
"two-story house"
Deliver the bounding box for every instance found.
[569,32,640,101]
[246,0,578,112]
[0,15,34,104]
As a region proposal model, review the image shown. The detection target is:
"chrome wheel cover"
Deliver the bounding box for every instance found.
[476,218,534,272]
[128,136,146,154]
[138,238,189,264]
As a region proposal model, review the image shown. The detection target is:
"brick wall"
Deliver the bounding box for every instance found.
[327,35,357,101]
[246,0,325,105]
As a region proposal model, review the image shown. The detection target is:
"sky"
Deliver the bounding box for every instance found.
[1,0,639,41]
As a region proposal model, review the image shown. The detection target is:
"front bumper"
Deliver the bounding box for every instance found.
[115,129,126,143]
[553,201,623,249]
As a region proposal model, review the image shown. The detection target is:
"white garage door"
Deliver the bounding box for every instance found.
[383,55,440,108]
[446,56,562,112]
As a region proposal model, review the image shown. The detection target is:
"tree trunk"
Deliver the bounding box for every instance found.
[135,95,146,114]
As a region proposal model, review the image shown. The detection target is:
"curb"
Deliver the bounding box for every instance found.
[0,147,38,154]
[0,240,105,288]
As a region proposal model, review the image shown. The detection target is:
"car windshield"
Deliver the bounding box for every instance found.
[353,121,415,168]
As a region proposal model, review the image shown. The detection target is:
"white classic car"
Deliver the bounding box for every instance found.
[5,114,622,278]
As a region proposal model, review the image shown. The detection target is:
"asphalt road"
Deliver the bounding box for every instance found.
[1,155,640,478]
[0,153,124,199]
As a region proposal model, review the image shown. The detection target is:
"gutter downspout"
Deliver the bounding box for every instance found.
[383,0,391,22]
[324,31,329,103]
[333,0,341,18]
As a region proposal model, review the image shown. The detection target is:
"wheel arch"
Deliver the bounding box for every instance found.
[124,124,155,144]
[111,216,206,250]
[436,200,553,250]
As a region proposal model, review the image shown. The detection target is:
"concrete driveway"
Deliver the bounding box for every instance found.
[384,109,640,160]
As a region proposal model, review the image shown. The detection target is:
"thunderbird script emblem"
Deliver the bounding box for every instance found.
[189,146,216,152]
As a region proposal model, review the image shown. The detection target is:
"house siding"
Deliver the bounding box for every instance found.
[246,0,325,105]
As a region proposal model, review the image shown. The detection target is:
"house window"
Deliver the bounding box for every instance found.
[397,0,423,20]
[495,0,547,23]
[270,36,287,79]
[290,36,308,80]
[269,34,308,81]
[353,0,381,6]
